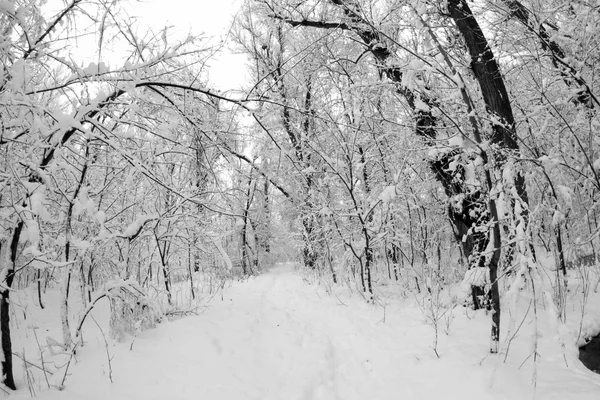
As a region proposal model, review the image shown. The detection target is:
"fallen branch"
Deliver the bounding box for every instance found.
[11,352,54,375]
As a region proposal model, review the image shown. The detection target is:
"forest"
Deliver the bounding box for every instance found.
[1,0,600,398]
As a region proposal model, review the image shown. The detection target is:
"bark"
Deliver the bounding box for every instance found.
[154,233,172,305]
[241,171,256,275]
[61,267,73,348]
[447,0,527,351]
[447,0,518,150]
[37,269,44,309]
[1,222,22,390]
[262,177,271,254]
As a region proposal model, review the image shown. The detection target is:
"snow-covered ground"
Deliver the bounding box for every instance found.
[9,263,600,399]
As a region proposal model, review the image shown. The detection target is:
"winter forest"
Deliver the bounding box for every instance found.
[1,0,600,398]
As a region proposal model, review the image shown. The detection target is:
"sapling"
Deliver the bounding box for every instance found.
[92,316,113,383]
[575,264,592,345]
[33,328,51,389]
[22,348,37,397]
[417,271,455,358]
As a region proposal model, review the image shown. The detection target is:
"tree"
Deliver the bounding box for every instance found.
[0,0,250,388]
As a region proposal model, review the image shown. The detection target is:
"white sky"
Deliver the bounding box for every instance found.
[45,0,248,92]
[133,0,248,92]
[131,0,248,92]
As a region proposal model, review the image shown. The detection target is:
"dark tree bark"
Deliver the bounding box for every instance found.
[1,222,22,390]
[241,170,256,275]
[447,0,528,350]
[37,269,44,309]
[262,177,271,254]
[154,232,172,305]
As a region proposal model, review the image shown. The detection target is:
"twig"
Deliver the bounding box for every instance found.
[33,328,52,388]
[12,351,53,375]
[164,307,200,317]
[503,300,532,363]
[59,343,78,390]
[334,292,348,307]
[22,348,36,397]
[518,351,534,370]
[91,316,114,383]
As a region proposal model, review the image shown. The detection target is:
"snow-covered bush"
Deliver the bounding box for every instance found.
[107,283,162,343]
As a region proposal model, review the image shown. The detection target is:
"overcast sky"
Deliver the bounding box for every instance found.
[136,0,248,91]
[45,0,248,92]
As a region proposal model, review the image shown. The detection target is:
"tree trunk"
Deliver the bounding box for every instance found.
[37,269,44,309]
[241,169,256,275]
[447,0,530,352]
[154,234,172,305]
[262,177,271,254]
[1,222,23,390]
[61,265,73,348]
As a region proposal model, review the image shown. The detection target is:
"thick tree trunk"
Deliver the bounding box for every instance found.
[1,222,23,390]
[447,0,529,352]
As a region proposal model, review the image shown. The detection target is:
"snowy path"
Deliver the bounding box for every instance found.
[14,263,600,400]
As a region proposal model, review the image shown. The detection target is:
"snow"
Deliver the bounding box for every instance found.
[53,112,84,133]
[211,235,233,271]
[448,134,463,148]
[463,266,489,287]
[414,97,430,111]
[119,214,157,238]
[70,237,92,255]
[557,185,574,207]
[23,217,40,249]
[95,210,106,225]
[82,62,109,76]
[378,185,397,203]
[73,187,95,217]
[0,0,15,13]
[7,263,600,399]
[553,209,566,226]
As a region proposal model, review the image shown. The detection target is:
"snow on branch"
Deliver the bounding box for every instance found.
[117,214,159,240]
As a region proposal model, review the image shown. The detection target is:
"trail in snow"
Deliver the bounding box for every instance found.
[11,263,600,400]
